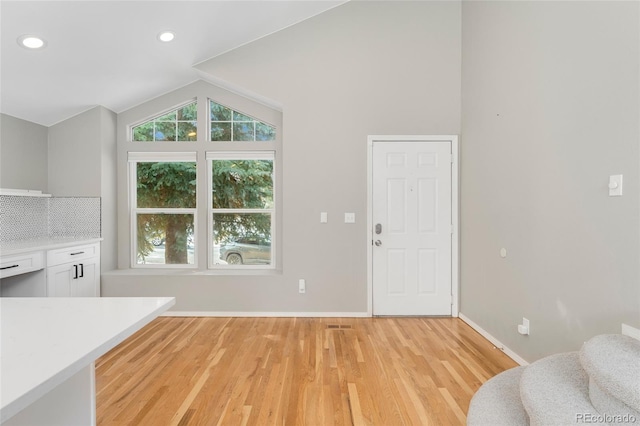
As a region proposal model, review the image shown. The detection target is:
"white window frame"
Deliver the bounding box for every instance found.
[207,151,276,269]
[128,152,198,269]
[130,99,198,142]
[119,86,282,272]
[209,99,276,142]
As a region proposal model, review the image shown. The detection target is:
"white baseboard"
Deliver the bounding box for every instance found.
[459,312,529,366]
[162,311,371,318]
[622,323,640,340]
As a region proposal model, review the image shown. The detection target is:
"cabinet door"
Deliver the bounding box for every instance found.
[71,260,99,297]
[46,264,74,297]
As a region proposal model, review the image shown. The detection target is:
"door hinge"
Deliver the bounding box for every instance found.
[450,224,454,234]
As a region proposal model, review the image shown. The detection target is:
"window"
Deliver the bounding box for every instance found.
[125,90,280,270]
[208,152,275,268]
[129,153,197,267]
[132,101,197,142]
[210,100,276,142]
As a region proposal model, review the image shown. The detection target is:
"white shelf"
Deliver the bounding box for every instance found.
[0,189,51,197]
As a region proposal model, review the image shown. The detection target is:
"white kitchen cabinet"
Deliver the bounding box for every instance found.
[0,251,44,279]
[46,243,100,297]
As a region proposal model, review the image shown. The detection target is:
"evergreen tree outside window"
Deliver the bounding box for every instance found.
[129,153,197,267]
[210,100,275,142]
[132,101,197,142]
[208,152,275,268]
[126,92,279,270]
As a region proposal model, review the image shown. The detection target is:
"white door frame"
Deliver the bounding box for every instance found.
[367,135,459,317]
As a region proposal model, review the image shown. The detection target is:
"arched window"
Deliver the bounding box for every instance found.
[125,87,280,271]
[210,100,275,142]
[132,101,197,142]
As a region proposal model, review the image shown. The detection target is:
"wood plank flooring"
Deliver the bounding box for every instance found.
[96,317,517,425]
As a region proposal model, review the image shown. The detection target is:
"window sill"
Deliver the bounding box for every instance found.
[102,268,282,277]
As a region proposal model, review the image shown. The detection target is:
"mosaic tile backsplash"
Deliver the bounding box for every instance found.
[0,195,101,242]
[49,197,101,238]
[0,196,49,241]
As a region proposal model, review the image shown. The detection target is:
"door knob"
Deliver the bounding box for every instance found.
[374,240,382,246]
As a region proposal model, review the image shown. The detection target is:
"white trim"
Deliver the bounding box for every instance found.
[211,208,274,214]
[622,323,640,340]
[128,152,197,162]
[206,151,275,161]
[451,136,459,316]
[129,161,137,268]
[366,135,460,317]
[136,208,197,214]
[459,313,529,366]
[367,138,373,316]
[162,311,370,318]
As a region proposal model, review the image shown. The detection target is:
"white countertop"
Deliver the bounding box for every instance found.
[0,238,102,257]
[0,297,175,422]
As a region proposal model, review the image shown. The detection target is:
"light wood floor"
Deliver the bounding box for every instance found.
[96,317,517,425]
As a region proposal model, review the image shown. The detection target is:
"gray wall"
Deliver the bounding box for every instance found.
[0,114,48,191]
[461,1,640,361]
[49,108,103,196]
[48,106,118,272]
[100,107,118,272]
[102,1,462,313]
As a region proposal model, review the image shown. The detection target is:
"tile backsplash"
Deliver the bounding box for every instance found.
[49,197,101,239]
[0,195,101,242]
[0,196,49,241]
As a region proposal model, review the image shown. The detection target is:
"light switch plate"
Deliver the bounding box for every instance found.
[320,212,328,223]
[609,174,623,197]
[344,212,355,223]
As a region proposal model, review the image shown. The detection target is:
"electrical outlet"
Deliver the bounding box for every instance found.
[298,279,306,294]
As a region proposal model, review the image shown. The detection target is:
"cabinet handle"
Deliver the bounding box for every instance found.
[79,263,84,278]
[73,264,78,279]
[70,251,85,256]
[0,264,19,270]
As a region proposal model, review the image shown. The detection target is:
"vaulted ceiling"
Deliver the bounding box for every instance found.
[0,1,345,127]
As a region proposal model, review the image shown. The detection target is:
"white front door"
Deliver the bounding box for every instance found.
[372,139,453,315]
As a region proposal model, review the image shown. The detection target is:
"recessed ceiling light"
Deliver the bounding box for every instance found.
[158,31,175,43]
[17,35,46,49]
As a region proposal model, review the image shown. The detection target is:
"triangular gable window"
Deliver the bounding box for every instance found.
[210,100,275,142]
[132,101,197,142]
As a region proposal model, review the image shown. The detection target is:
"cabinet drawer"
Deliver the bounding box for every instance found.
[47,243,99,267]
[0,251,44,279]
